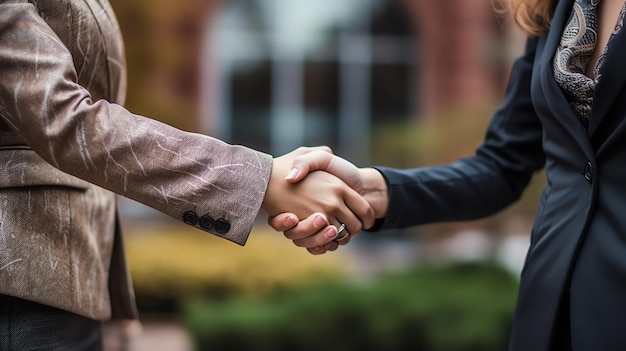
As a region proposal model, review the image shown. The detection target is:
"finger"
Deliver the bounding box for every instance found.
[343,186,376,230]
[283,213,330,241]
[307,241,339,255]
[292,225,338,248]
[320,241,340,252]
[322,241,339,252]
[332,199,364,243]
[334,223,351,246]
[267,213,299,232]
[307,246,327,255]
[335,232,350,246]
[331,216,356,245]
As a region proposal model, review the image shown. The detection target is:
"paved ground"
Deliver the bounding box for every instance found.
[103,317,195,351]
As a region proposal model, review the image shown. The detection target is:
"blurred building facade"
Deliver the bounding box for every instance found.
[203,0,416,165]
[203,0,524,165]
[111,0,523,163]
[110,0,527,226]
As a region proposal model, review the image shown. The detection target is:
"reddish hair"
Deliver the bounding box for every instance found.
[498,0,559,36]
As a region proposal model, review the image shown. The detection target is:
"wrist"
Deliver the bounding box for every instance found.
[261,158,287,216]
[359,168,388,219]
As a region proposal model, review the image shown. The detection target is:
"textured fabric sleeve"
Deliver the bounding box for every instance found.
[372,37,545,231]
[0,2,272,245]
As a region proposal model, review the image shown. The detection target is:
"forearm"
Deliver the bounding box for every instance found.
[373,156,534,230]
[371,37,545,231]
[0,4,273,243]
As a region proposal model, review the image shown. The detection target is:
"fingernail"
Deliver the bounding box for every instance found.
[314,215,326,228]
[284,215,297,228]
[285,168,299,180]
[324,227,337,239]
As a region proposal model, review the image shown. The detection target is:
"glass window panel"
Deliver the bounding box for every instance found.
[230,61,271,107]
[306,35,339,62]
[219,0,271,32]
[371,63,413,123]
[370,1,413,36]
[230,60,272,152]
[269,0,381,57]
[210,0,418,154]
[371,37,414,64]
[304,62,339,110]
[303,61,339,147]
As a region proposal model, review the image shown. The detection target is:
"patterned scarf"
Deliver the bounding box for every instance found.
[553,0,626,127]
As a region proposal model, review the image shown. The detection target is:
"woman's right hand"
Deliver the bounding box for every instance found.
[283,150,389,219]
[261,147,375,248]
[267,149,390,254]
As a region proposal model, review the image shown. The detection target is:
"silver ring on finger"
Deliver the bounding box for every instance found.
[335,223,350,243]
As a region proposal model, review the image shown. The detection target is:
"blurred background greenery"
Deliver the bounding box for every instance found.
[107,0,545,350]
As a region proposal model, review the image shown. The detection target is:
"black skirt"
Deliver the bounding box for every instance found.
[0,294,102,351]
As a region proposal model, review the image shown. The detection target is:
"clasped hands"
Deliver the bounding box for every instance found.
[261,146,388,255]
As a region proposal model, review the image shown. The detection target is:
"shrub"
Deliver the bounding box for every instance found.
[184,261,519,351]
[124,222,345,312]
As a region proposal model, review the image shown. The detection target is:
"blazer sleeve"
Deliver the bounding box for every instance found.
[0,3,272,245]
[372,37,545,231]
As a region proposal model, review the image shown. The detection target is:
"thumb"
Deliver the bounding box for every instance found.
[284,150,334,183]
[287,152,362,191]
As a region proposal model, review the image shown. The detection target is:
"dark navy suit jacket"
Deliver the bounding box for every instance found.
[373,0,626,349]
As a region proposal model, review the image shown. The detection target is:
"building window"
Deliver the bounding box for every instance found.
[203,0,416,163]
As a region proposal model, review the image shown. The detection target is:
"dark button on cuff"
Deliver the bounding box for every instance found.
[199,215,215,231]
[215,218,231,234]
[182,211,199,226]
[583,161,593,183]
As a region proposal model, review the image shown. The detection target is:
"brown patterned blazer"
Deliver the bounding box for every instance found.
[0,0,272,320]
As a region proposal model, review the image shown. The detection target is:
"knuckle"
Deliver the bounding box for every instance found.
[354,223,363,233]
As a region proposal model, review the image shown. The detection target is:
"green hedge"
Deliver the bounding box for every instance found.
[184,262,519,351]
[125,225,345,313]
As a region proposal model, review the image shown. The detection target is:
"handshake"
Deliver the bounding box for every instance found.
[261,146,389,255]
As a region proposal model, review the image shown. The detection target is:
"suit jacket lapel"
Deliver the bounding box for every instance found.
[536,0,573,111]
[588,21,626,137]
[535,0,592,148]
[545,0,575,59]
